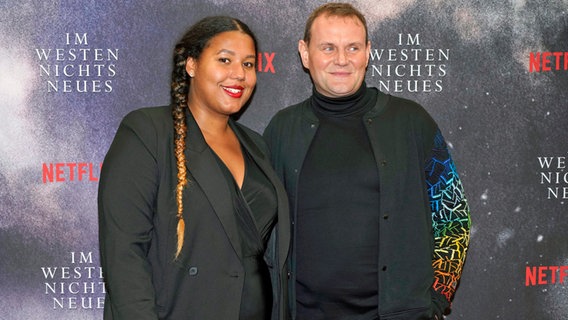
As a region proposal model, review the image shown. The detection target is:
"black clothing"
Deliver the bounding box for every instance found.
[295,86,380,319]
[310,82,368,116]
[213,148,277,320]
[264,88,470,320]
[99,106,291,320]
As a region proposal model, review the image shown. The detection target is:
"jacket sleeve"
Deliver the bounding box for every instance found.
[262,114,278,165]
[262,113,283,177]
[98,110,160,320]
[425,130,471,312]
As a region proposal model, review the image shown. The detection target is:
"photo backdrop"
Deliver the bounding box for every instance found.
[1,1,567,319]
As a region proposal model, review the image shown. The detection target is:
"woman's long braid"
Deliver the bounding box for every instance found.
[172,45,190,259]
[169,16,257,259]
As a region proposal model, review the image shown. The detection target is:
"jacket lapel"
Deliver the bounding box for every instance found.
[231,121,291,269]
[184,111,242,259]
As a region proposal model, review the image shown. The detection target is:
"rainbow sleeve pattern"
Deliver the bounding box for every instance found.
[426,130,471,302]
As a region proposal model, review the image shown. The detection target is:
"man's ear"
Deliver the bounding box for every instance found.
[298,40,310,69]
[365,40,371,67]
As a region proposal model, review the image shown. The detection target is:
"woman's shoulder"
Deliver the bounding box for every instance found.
[123,105,171,124]
[233,121,269,155]
[120,105,173,134]
[234,121,263,143]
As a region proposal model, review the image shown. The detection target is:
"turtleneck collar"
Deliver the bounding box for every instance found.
[311,83,370,118]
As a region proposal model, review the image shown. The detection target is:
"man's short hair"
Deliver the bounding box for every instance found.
[303,2,368,44]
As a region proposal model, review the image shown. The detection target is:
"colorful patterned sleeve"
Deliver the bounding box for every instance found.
[425,130,471,303]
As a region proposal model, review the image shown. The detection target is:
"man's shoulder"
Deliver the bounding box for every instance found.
[273,98,310,118]
[376,90,425,113]
[265,98,311,131]
[373,90,435,124]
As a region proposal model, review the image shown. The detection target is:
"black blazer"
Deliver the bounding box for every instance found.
[98,106,290,320]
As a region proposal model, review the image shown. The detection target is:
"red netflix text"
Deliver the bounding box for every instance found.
[525,265,568,286]
[529,52,568,72]
[257,52,276,73]
[42,162,102,183]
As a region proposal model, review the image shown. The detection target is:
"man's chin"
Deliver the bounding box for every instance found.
[327,86,358,98]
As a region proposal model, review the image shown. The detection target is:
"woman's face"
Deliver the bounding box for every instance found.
[186,31,257,118]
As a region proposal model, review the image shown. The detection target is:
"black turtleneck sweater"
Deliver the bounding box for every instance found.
[295,84,380,320]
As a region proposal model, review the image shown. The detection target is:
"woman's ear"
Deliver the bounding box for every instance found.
[185,57,196,77]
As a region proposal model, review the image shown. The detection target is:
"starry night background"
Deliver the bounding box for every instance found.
[1,0,567,319]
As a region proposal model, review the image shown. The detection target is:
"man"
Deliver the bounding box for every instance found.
[264,3,471,320]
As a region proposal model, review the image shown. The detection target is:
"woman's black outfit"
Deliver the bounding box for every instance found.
[213,147,277,319]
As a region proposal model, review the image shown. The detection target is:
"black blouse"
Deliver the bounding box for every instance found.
[213,146,277,320]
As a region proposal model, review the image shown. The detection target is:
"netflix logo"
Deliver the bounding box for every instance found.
[42,162,102,183]
[529,52,568,72]
[525,265,568,286]
[257,52,276,73]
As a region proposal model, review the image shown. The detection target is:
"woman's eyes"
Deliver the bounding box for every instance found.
[218,57,255,68]
[243,61,255,68]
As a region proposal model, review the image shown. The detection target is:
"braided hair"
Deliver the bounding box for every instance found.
[170,16,258,259]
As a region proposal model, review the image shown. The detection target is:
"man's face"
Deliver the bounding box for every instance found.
[299,14,370,98]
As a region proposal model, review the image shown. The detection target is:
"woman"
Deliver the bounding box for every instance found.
[98,16,290,320]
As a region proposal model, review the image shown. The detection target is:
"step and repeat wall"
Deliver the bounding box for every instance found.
[1,1,567,319]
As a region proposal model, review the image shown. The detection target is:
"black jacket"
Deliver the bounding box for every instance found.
[99,106,290,320]
[263,88,470,320]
